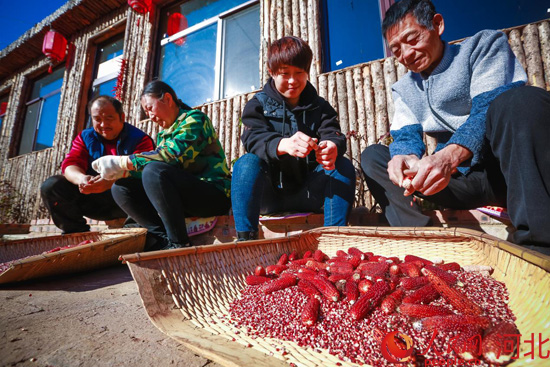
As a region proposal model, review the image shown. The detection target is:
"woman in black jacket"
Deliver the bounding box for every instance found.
[231,36,356,241]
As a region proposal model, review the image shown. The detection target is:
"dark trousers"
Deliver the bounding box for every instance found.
[111,161,230,247]
[40,175,127,233]
[361,86,550,247]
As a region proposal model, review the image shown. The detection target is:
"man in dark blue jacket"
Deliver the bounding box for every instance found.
[40,95,154,233]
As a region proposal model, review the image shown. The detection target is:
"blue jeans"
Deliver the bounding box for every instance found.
[112,162,230,248]
[231,153,356,232]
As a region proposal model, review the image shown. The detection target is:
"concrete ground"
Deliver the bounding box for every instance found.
[0,265,221,367]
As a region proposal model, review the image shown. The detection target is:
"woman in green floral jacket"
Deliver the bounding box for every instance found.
[93,80,231,250]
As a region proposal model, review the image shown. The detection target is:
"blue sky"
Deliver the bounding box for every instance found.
[0,0,67,50]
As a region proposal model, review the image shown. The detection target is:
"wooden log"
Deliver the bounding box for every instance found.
[327,73,338,115]
[218,101,226,155]
[353,68,368,154]
[260,0,270,84]
[224,98,233,167]
[396,59,408,80]
[523,24,544,88]
[362,65,377,146]
[307,0,321,82]
[291,0,300,36]
[239,94,247,159]
[371,61,389,142]
[276,0,284,39]
[283,0,292,36]
[345,69,360,170]
[298,0,308,42]
[335,72,351,158]
[231,96,241,168]
[537,21,550,91]
[508,29,527,72]
[383,57,397,122]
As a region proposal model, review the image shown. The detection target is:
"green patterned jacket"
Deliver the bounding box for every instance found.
[129,108,231,197]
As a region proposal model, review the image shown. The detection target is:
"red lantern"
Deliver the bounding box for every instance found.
[42,30,67,64]
[128,0,152,14]
[167,12,188,46]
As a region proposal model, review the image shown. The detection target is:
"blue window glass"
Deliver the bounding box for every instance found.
[158,0,260,106]
[18,67,64,155]
[321,0,385,72]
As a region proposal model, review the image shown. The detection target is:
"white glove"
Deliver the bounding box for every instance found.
[92,155,130,180]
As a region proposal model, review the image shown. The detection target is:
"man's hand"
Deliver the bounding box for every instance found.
[387,154,420,192]
[92,155,130,180]
[315,140,338,170]
[277,131,318,158]
[79,175,115,194]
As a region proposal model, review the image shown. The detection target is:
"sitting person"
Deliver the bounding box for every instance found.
[40,95,154,233]
[231,36,356,241]
[92,80,231,250]
[360,0,550,253]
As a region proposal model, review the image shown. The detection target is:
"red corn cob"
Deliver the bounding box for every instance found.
[245,275,271,285]
[347,247,365,260]
[254,266,266,277]
[358,279,373,293]
[481,321,520,365]
[266,264,288,275]
[371,255,388,263]
[380,288,405,315]
[343,278,359,304]
[288,258,309,268]
[347,255,361,269]
[387,256,401,264]
[357,262,388,278]
[262,275,297,294]
[436,262,461,272]
[388,275,400,290]
[301,297,321,326]
[334,279,347,292]
[318,269,330,278]
[313,249,328,262]
[399,276,430,290]
[404,254,433,266]
[328,263,354,275]
[297,270,316,281]
[414,315,492,333]
[452,326,483,361]
[363,251,374,260]
[277,253,289,266]
[305,260,326,271]
[303,250,313,259]
[311,276,340,302]
[328,273,351,283]
[349,280,390,320]
[402,284,440,304]
[422,267,484,316]
[398,303,453,318]
[423,264,458,285]
[297,279,321,299]
[398,262,421,277]
[389,264,401,276]
[288,251,299,261]
[336,250,348,257]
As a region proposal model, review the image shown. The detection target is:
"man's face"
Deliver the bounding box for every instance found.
[91,100,125,141]
[386,13,445,75]
[270,65,309,107]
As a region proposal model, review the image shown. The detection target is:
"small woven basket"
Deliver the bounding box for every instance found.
[121,227,550,367]
[0,228,146,284]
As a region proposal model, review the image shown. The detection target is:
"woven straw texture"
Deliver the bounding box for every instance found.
[0,228,146,284]
[121,227,550,367]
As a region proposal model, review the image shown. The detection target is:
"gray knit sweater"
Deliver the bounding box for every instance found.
[389,29,527,171]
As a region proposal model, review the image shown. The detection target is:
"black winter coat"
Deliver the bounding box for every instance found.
[241,78,346,192]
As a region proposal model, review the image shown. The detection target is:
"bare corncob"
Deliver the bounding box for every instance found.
[422,267,484,316]
[311,276,340,302]
[298,279,321,299]
[343,278,359,304]
[399,276,430,290]
[245,275,271,285]
[262,275,297,294]
[402,284,440,304]
[398,303,453,318]
[301,297,321,326]
[414,315,492,332]
[349,280,390,320]
[380,288,405,315]
[481,321,520,365]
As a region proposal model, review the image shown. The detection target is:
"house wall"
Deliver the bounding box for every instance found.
[0,0,548,222]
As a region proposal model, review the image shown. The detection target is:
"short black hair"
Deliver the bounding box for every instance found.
[382,0,437,39]
[141,80,192,110]
[88,95,124,118]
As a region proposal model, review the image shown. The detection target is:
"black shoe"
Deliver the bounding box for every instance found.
[160,241,191,251]
[237,231,258,242]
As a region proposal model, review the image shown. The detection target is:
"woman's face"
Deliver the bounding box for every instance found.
[141,93,177,129]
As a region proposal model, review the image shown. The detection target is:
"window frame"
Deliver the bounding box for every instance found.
[157,0,260,104]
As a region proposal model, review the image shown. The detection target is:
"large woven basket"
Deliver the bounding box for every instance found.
[0,228,146,284]
[121,227,550,367]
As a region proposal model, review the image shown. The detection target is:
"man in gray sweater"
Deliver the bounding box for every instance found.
[360,0,550,252]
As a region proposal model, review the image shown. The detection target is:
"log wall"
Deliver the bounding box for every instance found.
[0,7,549,222]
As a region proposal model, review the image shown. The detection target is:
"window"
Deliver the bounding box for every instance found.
[157,0,260,107]
[91,34,125,99]
[321,0,385,72]
[18,67,65,155]
[0,95,8,133]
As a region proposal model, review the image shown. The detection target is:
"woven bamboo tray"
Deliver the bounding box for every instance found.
[121,227,550,367]
[0,228,146,284]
